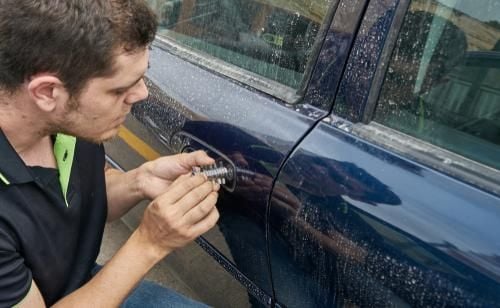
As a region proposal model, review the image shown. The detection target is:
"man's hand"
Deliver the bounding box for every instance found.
[135,173,220,259]
[138,151,215,201]
[50,172,220,308]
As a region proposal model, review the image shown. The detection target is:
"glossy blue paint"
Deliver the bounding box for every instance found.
[269,121,500,307]
[303,0,368,111]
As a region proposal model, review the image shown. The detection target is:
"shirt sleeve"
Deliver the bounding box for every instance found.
[0,225,32,307]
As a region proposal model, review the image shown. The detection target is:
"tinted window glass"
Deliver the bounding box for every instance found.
[375,0,500,170]
[147,0,333,89]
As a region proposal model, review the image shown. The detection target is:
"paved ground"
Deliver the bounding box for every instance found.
[96,210,202,302]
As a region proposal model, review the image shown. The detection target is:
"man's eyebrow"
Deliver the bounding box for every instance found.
[112,74,144,92]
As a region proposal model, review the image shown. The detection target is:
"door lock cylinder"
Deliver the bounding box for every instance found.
[192,162,234,185]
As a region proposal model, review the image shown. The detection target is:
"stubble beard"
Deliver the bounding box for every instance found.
[55,96,122,144]
[51,96,104,144]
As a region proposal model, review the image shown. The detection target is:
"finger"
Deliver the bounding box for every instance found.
[171,173,195,184]
[176,183,217,217]
[157,174,208,205]
[212,181,221,192]
[182,191,218,225]
[187,206,220,237]
[164,173,193,190]
[180,151,215,168]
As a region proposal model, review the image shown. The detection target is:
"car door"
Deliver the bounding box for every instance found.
[268,0,500,306]
[104,0,368,307]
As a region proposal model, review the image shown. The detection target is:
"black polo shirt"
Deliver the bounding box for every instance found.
[0,130,107,306]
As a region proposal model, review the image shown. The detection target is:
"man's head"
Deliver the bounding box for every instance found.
[0,0,158,142]
[0,0,157,96]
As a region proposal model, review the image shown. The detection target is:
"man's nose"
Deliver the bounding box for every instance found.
[125,79,149,105]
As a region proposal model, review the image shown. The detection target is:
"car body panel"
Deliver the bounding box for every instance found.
[268,120,500,307]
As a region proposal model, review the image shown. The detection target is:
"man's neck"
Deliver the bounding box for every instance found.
[0,93,57,168]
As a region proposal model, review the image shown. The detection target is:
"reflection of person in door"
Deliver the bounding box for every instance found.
[229,147,401,307]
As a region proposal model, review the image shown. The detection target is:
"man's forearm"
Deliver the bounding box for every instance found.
[105,166,145,222]
[53,229,167,308]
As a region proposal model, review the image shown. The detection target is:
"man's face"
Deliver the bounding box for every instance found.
[57,48,150,143]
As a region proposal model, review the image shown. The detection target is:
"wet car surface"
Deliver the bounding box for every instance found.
[106,0,500,306]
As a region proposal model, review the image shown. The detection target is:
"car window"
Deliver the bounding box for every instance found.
[146,0,333,89]
[374,0,500,170]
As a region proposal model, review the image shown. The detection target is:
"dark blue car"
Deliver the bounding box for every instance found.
[106,0,500,306]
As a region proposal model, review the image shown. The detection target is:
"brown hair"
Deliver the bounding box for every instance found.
[0,0,157,95]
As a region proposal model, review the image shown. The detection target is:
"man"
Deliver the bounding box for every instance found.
[0,0,219,306]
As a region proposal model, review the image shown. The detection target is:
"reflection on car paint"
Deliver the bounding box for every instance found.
[269,122,500,307]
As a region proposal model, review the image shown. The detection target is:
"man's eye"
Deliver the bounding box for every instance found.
[113,89,127,95]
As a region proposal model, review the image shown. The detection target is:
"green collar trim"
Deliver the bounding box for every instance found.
[53,134,76,207]
[0,171,10,185]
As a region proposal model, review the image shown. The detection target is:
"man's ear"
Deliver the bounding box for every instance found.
[27,75,68,112]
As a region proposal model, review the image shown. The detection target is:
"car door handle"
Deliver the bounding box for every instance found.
[173,131,237,192]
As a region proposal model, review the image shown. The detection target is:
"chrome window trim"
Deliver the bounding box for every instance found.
[351,121,500,196]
